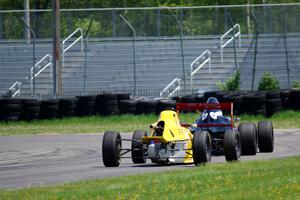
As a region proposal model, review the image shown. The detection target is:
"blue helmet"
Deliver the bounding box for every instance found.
[207,97,219,104]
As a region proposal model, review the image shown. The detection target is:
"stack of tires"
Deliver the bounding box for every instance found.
[19,99,41,121]
[289,89,300,110]
[244,92,266,116]
[94,94,105,115]
[101,94,119,115]
[39,99,59,119]
[118,94,135,114]
[223,93,244,115]
[119,99,136,114]
[58,98,77,118]
[0,99,22,121]
[265,91,282,117]
[204,91,218,101]
[75,95,96,117]
[156,99,176,114]
[136,99,158,114]
[280,90,291,109]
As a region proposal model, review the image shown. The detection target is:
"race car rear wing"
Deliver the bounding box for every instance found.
[176,102,233,112]
[176,102,234,128]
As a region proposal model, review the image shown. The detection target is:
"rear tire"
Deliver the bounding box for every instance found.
[238,123,257,155]
[258,121,274,152]
[224,129,241,161]
[102,131,121,167]
[192,131,212,166]
[131,130,147,164]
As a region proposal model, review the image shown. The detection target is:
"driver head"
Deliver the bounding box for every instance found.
[206,97,219,104]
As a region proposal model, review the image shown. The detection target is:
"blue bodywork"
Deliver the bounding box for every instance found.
[191,108,233,154]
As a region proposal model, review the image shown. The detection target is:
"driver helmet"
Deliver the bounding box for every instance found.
[206,97,219,104]
[201,97,222,120]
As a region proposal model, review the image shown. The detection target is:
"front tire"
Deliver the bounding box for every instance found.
[102,131,121,167]
[131,130,147,164]
[224,129,241,162]
[192,131,212,166]
[258,121,274,152]
[239,123,257,155]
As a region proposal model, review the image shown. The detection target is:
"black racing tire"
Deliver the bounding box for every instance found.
[266,91,280,99]
[102,131,122,167]
[131,130,147,164]
[181,94,196,103]
[192,131,212,166]
[224,129,241,161]
[204,91,218,101]
[117,93,131,101]
[156,100,176,114]
[238,123,257,155]
[258,121,274,152]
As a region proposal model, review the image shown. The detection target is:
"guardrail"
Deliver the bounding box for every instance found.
[160,78,181,97]
[62,28,83,68]
[31,54,52,94]
[9,81,22,97]
[220,24,241,63]
[190,50,211,90]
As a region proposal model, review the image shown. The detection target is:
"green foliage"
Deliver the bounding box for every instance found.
[291,80,300,89]
[216,70,240,91]
[1,110,300,136]
[1,156,299,199]
[258,72,280,91]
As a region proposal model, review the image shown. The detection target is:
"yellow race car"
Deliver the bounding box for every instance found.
[102,108,211,167]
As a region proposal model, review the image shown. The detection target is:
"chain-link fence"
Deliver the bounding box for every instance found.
[1,3,300,96]
[1,4,300,39]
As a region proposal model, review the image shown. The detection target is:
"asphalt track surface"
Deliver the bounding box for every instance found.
[0,129,300,189]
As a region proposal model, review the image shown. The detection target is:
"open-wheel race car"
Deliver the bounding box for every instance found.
[177,97,274,161]
[102,108,211,167]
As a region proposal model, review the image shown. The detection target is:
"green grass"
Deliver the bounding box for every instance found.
[1,110,300,136]
[1,156,299,200]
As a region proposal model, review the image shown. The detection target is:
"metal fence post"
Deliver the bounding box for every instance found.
[250,10,259,91]
[83,18,94,94]
[224,7,228,32]
[0,12,2,39]
[21,17,36,96]
[170,11,186,93]
[120,15,136,96]
[283,6,290,88]
[112,9,116,37]
[156,9,160,37]
[227,12,238,71]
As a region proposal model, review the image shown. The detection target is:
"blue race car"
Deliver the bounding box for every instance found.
[176,97,274,162]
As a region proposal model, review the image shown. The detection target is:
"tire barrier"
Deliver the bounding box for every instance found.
[19,99,41,121]
[0,89,299,122]
[136,99,158,114]
[58,98,77,118]
[117,93,131,102]
[204,91,218,101]
[119,99,137,114]
[265,91,282,117]
[216,91,232,103]
[289,89,300,110]
[75,95,96,117]
[0,99,22,121]
[156,99,176,114]
[280,89,291,109]
[223,93,244,115]
[102,94,119,116]
[181,94,197,103]
[244,92,266,116]
[39,99,59,119]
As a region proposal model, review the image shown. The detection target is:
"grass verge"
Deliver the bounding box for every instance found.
[1,156,299,200]
[1,110,300,136]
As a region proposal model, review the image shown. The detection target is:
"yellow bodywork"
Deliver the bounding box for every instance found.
[142,110,194,164]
